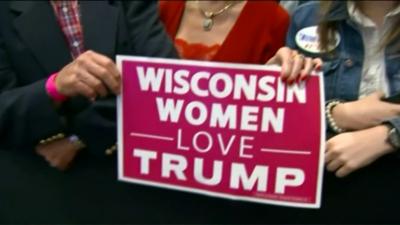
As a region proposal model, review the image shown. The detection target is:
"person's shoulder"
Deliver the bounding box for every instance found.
[291,1,321,26]
[293,1,320,13]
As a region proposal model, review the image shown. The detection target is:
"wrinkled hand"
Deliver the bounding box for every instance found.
[332,92,400,131]
[56,50,120,101]
[36,138,82,171]
[325,125,395,178]
[266,47,322,84]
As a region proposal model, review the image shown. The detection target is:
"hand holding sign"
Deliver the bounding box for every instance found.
[56,50,121,101]
[266,47,322,84]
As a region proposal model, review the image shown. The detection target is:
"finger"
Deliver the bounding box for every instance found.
[265,55,277,65]
[275,48,293,81]
[78,71,108,97]
[326,159,343,172]
[266,46,289,65]
[313,58,323,71]
[75,81,97,100]
[324,150,335,164]
[85,60,120,95]
[325,139,332,151]
[90,64,121,94]
[335,166,352,178]
[299,57,313,81]
[291,50,299,57]
[88,51,120,80]
[287,54,304,83]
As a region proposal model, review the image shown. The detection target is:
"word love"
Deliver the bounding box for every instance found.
[176,129,255,159]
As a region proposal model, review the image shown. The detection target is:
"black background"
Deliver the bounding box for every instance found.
[0,149,399,224]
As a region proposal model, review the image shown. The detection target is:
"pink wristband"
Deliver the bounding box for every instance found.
[45,73,68,102]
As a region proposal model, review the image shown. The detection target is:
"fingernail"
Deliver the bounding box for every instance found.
[281,76,287,82]
[316,65,321,71]
[288,80,294,85]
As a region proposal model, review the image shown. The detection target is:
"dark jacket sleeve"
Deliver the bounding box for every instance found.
[0,33,66,150]
[122,0,178,58]
[68,1,178,156]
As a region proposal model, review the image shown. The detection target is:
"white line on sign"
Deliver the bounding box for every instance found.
[260,148,311,155]
[130,132,174,141]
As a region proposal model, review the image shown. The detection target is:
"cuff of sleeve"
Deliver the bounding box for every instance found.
[46,73,68,102]
[383,118,400,154]
[384,118,400,133]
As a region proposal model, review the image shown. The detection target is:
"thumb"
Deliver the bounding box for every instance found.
[266,46,288,65]
[270,47,293,78]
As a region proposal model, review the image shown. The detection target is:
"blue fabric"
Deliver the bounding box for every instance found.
[286,1,400,132]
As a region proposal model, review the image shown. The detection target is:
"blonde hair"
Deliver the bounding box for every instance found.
[318,1,400,53]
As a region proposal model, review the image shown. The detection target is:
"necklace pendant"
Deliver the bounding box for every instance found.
[203,18,213,31]
[204,12,214,18]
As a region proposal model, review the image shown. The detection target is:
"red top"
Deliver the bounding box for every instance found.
[175,38,221,61]
[159,1,289,64]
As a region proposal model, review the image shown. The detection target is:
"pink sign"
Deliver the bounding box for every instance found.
[117,56,325,208]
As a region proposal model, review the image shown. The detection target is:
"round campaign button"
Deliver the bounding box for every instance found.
[295,26,340,54]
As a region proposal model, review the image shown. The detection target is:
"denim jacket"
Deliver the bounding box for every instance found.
[286,1,400,132]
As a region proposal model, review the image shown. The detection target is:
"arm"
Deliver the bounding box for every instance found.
[330,92,400,131]
[66,1,179,156]
[325,124,395,177]
[0,35,66,149]
[324,90,400,177]
[122,0,178,59]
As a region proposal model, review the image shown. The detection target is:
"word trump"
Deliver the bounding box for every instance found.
[133,148,305,194]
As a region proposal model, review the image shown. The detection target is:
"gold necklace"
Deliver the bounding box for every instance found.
[197,1,236,31]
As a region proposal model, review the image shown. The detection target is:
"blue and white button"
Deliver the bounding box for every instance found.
[295,26,340,54]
